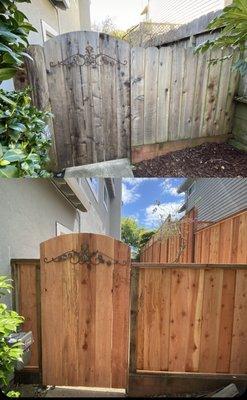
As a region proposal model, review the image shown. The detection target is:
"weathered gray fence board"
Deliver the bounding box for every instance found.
[144,47,159,144]
[131,47,145,146]
[44,35,74,167]
[156,47,172,143]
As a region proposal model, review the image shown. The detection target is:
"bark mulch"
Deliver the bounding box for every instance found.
[133,143,247,178]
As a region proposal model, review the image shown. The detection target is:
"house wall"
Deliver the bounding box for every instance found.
[17,0,91,45]
[78,178,122,240]
[185,178,247,222]
[147,0,228,24]
[0,179,79,307]
[1,0,91,91]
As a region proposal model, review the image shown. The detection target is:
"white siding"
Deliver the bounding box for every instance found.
[148,0,225,24]
[186,178,247,222]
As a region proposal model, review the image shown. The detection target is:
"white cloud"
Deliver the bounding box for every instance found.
[122,182,140,204]
[122,178,157,205]
[160,179,184,197]
[144,201,183,228]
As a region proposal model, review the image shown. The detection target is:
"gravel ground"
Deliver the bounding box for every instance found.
[133,143,247,178]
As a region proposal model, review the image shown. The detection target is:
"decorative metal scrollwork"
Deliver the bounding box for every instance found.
[50,45,128,68]
[44,244,127,267]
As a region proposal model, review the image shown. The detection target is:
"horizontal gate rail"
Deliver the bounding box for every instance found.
[132,263,247,269]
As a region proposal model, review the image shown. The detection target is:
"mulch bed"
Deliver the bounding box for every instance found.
[133,143,247,178]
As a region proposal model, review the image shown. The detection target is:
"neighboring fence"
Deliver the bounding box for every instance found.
[140,209,247,264]
[131,45,240,163]
[15,29,243,169]
[124,22,180,47]
[145,10,222,48]
[130,262,247,375]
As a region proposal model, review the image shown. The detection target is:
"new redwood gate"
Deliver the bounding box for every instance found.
[39,233,131,388]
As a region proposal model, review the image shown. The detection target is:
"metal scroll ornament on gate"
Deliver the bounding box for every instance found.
[50,45,128,68]
[44,244,127,267]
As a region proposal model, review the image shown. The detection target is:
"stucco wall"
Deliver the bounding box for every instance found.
[17,0,90,45]
[1,0,91,91]
[0,179,79,306]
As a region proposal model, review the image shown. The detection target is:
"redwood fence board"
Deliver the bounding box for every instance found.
[131,263,247,375]
[11,260,41,372]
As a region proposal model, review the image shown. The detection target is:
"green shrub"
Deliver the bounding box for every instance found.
[195,0,247,76]
[0,89,52,177]
[0,276,24,398]
[0,0,36,81]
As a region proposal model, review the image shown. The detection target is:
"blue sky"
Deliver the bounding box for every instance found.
[91,0,146,30]
[122,178,186,230]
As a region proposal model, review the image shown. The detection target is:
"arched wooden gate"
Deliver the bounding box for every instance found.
[40,233,131,388]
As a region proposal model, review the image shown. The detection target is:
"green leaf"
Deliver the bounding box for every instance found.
[3,148,25,162]
[9,122,26,132]
[0,159,10,166]
[0,92,16,106]
[0,68,17,80]
[0,165,18,178]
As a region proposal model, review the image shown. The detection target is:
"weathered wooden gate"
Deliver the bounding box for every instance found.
[40,233,131,388]
[21,32,131,170]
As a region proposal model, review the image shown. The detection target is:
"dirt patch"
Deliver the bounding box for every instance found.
[133,143,247,177]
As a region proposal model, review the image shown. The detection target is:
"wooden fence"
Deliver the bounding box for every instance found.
[131,46,240,163]
[11,259,41,374]
[130,263,247,375]
[140,209,247,265]
[15,30,242,170]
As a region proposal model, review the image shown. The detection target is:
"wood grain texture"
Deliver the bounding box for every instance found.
[42,32,130,169]
[11,261,41,371]
[133,263,247,375]
[131,44,238,152]
[40,233,130,388]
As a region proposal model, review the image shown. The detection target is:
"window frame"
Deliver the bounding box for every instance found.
[56,222,73,236]
[41,20,58,42]
[87,178,99,201]
[103,183,109,211]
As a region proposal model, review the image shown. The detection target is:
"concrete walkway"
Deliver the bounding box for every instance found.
[45,386,126,397]
[17,384,126,398]
[64,158,134,178]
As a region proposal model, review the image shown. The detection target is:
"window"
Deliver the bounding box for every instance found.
[188,183,195,196]
[41,20,58,42]
[87,178,99,201]
[56,222,73,236]
[103,184,109,211]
